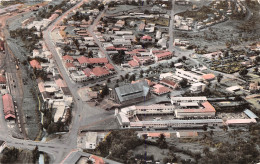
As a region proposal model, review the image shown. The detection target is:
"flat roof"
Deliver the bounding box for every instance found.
[179,102,199,107]
[244,109,259,119]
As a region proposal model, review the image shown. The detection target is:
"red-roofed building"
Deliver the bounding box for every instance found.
[30,60,42,70]
[160,78,178,89]
[65,63,76,71]
[90,155,105,164]
[154,51,173,62]
[77,56,89,66]
[152,84,171,95]
[105,63,115,71]
[128,60,140,68]
[77,57,108,66]
[88,58,108,65]
[62,55,74,63]
[2,94,16,120]
[175,101,216,118]
[141,35,153,43]
[0,75,6,87]
[202,74,215,81]
[83,67,111,78]
[91,67,110,77]
[106,46,116,51]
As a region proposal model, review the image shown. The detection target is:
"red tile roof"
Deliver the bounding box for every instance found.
[106,46,116,51]
[128,60,139,67]
[62,55,73,61]
[156,51,172,58]
[133,55,140,63]
[90,155,104,164]
[141,35,152,40]
[65,63,75,68]
[177,101,216,113]
[105,63,115,70]
[153,84,171,95]
[116,47,128,51]
[89,58,108,64]
[202,74,215,80]
[0,75,6,84]
[77,56,108,65]
[2,94,15,119]
[91,67,110,77]
[160,78,176,87]
[30,60,42,69]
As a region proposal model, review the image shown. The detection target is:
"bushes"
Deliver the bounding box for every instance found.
[95,130,144,161]
[1,147,19,163]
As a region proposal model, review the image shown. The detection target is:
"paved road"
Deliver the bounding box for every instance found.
[42,0,117,163]
[168,0,175,52]
[0,0,116,163]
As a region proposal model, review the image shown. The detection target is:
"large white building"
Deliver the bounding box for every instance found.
[175,69,203,82]
[116,97,218,128]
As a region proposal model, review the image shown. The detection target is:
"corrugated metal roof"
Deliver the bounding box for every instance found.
[244,109,259,119]
[115,81,149,102]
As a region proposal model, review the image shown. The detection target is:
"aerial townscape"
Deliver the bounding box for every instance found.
[0,0,259,163]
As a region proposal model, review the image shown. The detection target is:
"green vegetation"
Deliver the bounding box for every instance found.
[111,50,125,64]
[1,147,19,163]
[178,6,215,21]
[10,27,41,52]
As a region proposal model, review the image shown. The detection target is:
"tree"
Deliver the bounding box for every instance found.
[88,50,93,58]
[125,73,129,80]
[129,74,136,82]
[32,146,40,163]
[217,74,223,83]
[254,67,258,73]
[203,147,210,156]
[98,4,105,11]
[157,133,167,149]
[112,50,125,64]
[179,78,188,88]
[209,130,214,137]
[101,85,109,98]
[239,68,248,76]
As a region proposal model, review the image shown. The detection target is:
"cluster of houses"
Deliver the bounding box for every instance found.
[25,9,63,31]
[30,40,73,123]
[174,0,246,31]
[94,11,173,68]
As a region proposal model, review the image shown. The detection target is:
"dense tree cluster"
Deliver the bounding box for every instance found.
[111,50,125,64]
[10,27,41,52]
[1,147,19,163]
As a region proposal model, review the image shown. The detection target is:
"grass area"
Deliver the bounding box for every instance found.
[178,6,215,21]
[211,62,243,74]
[146,18,169,26]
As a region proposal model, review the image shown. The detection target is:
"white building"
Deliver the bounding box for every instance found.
[190,82,206,93]
[77,132,98,149]
[171,96,207,105]
[175,69,203,82]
